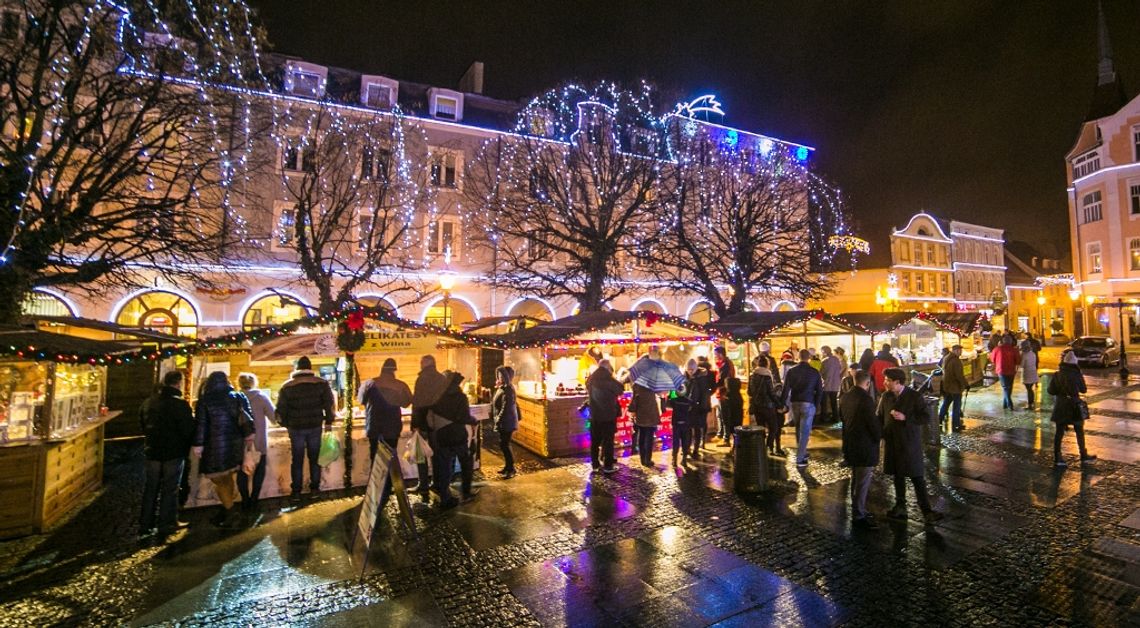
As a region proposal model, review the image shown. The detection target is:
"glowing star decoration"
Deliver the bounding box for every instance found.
[795,146,810,162]
[758,138,774,157]
[674,94,726,119]
[828,235,870,255]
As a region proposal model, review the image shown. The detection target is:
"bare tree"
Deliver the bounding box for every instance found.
[271,102,430,314]
[465,83,664,312]
[0,0,265,323]
[645,122,850,316]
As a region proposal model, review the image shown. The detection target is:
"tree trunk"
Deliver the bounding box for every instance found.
[343,352,356,489]
[0,266,34,325]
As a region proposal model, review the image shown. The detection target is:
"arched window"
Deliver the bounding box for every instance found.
[505,298,555,321]
[423,297,477,329]
[632,299,666,315]
[686,300,715,323]
[115,290,198,338]
[355,295,398,316]
[21,290,76,317]
[242,294,311,330]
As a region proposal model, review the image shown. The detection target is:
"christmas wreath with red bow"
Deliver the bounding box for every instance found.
[337,310,366,352]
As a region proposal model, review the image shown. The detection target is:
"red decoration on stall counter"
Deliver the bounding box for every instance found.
[644,311,659,327]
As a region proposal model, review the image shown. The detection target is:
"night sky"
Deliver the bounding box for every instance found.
[250,1,1140,266]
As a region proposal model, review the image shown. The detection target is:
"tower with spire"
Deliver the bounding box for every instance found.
[1086,0,1128,121]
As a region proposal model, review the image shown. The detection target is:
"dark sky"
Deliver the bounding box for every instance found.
[250,1,1140,265]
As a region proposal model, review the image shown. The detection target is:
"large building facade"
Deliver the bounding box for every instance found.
[1066,8,1140,344]
[23,54,819,337]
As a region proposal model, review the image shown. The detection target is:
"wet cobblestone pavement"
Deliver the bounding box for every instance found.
[2,367,1140,626]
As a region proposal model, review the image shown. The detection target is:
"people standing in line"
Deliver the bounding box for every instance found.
[840,370,881,529]
[756,341,781,386]
[411,355,448,501]
[491,365,519,479]
[236,373,274,513]
[193,371,255,528]
[721,377,744,447]
[1021,342,1039,411]
[748,356,786,456]
[878,368,943,524]
[428,371,479,508]
[713,346,736,445]
[869,344,898,393]
[689,358,715,456]
[1049,351,1098,468]
[858,348,875,374]
[139,370,195,538]
[938,345,970,432]
[669,373,695,467]
[275,356,336,505]
[630,382,662,468]
[587,359,623,473]
[990,335,1020,410]
[819,346,844,424]
[358,358,412,511]
[783,349,823,467]
[780,342,799,381]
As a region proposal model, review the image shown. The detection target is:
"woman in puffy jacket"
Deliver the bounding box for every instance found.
[193,371,254,527]
[492,365,519,479]
[747,357,785,456]
[1048,351,1097,467]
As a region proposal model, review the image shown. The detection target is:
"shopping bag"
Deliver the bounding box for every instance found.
[241,442,262,475]
[317,431,342,467]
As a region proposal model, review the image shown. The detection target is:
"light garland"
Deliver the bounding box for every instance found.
[828,235,870,255]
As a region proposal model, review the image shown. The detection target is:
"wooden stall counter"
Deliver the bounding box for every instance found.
[516,394,589,458]
[0,411,119,539]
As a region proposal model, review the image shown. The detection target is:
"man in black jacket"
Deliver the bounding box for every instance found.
[276,356,336,504]
[139,370,195,537]
[429,371,478,508]
[839,370,881,529]
[879,368,943,524]
[783,349,823,467]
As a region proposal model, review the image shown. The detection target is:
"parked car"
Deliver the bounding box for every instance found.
[1068,336,1121,368]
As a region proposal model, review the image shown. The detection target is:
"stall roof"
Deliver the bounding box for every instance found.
[25,316,190,344]
[0,327,135,359]
[487,310,714,348]
[924,312,985,335]
[705,310,856,341]
[462,316,545,335]
[829,312,922,335]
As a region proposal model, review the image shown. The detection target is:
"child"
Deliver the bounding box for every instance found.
[668,384,693,467]
[721,377,744,447]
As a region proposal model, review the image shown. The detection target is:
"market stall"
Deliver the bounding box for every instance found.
[485,311,718,458]
[0,329,125,538]
[831,312,987,382]
[705,310,861,368]
[181,309,492,506]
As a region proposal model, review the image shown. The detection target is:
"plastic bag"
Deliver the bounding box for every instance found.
[241,442,262,475]
[405,431,433,465]
[317,431,341,467]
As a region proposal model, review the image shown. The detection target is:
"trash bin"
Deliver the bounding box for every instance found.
[923,395,942,450]
[733,425,768,493]
[1039,370,1056,411]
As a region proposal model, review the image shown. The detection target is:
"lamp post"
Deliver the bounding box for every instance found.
[438,245,456,329]
[1068,287,1081,337]
[1036,294,1047,338]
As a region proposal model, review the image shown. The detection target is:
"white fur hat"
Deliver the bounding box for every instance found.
[759,341,771,352]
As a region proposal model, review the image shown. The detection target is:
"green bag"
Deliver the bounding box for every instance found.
[317,431,341,467]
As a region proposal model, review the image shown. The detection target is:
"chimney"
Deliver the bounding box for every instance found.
[458,61,484,94]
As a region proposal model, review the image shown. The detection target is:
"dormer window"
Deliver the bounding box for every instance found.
[428,88,463,122]
[360,76,399,109]
[527,109,555,138]
[285,61,327,99]
[1073,150,1101,179]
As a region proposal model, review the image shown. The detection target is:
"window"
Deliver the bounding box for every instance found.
[289,71,322,98]
[926,244,935,265]
[273,203,297,250]
[629,128,658,156]
[916,273,925,293]
[1088,242,1103,274]
[528,109,554,138]
[1134,126,1140,161]
[1082,191,1103,223]
[1131,183,1140,215]
[899,241,910,262]
[528,170,549,201]
[940,275,948,294]
[361,147,390,181]
[901,273,910,292]
[429,152,458,188]
[1,10,20,40]
[364,83,392,109]
[528,230,549,261]
[1072,150,1101,178]
[427,218,458,255]
[434,96,458,120]
[282,136,315,173]
[1131,239,1140,271]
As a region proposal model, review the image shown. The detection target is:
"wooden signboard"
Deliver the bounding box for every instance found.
[353,441,415,576]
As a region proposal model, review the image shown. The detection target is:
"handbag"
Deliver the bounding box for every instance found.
[1075,399,1091,422]
[241,442,261,475]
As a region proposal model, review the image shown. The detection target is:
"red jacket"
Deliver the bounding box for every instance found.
[869,358,894,392]
[990,345,1020,376]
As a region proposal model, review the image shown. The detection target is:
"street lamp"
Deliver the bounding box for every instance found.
[438,246,456,328]
[1036,294,1047,337]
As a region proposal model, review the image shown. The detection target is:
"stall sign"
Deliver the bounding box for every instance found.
[361,329,438,355]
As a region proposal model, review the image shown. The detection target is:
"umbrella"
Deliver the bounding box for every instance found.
[629,357,686,392]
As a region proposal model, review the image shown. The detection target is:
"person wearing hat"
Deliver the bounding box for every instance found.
[755,341,781,386]
[587,359,624,473]
[359,358,413,509]
[276,356,336,505]
[1048,351,1097,468]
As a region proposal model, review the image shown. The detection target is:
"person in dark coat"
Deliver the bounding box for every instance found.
[858,348,875,373]
[192,371,254,527]
[587,360,624,473]
[840,370,881,529]
[411,355,448,499]
[938,345,970,431]
[748,357,785,456]
[630,382,662,468]
[358,358,413,510]
[276,356,336,503]
[878,368,943,524]
[428,371,479,508]
[869,344,899,393]
[783,349,823,467]
[491,365,519,479]
[668,377,694,467]
[1048,351,1097,468]
[756,341,781,386]
[713,346,736,444]
[720,377,744,448]
[139,370,195,537]
[688,359,715,456]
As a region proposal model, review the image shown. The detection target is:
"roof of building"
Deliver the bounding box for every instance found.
[1087,1,1130,121]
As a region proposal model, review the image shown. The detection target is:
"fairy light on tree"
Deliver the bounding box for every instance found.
[0,0,267,324]
[640,109,853,316]
[464,82,666,312]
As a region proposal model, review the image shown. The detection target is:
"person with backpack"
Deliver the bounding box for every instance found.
[192,371,255,528]
[491,365,519,479]
[668,376,694,467]
[411,355,448,500]
[359,358,413,509]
